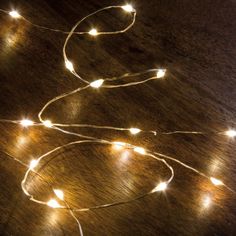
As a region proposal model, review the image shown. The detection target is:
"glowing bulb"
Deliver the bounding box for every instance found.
[151,182,168,192]
[43,120,53,128]
[88,28,98,36]
[53,189,64,200]
[65,60,74,72]
[29,159,39,170]
[9,10,20,18]
[129,128,141,135]
[210,177,223,186]
[20,119,34,127]
[90,79,104,88]
[225,129,236,138]
[122,4,135,12]
[134,147,146,155]
[47,199,61,208]
[113,141,126,150]
[156,69,166,78]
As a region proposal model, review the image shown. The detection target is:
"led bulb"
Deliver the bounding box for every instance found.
[20,119,34,127]
[90,79,104,88]
[122,4,135,12]
[134,147,146,155]
[53,189,64,200]
[88,28,98,36]
[210,177,223,186]
[65,60,74,72]
[151,182,168,192]
[29,159,39,170]
[225,129,236,138]
[9,10,20,18]
[129,128,141,135]
[156,69,166,78]
[113,141,126,150]
[43,120,53,128]
[47,199,61,208]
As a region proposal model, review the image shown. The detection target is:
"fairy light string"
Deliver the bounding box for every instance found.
[0,4,235,235]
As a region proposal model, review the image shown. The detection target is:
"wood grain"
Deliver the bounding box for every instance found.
[0,0,235,235]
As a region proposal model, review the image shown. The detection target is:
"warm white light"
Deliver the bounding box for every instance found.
[90,79,104,88]
[113,141,126,150]
[156,69,166,78]
[20,119,34,127]
[202,196,211,208]
[210,177,223,186]
[47,199,61,208]
[53,189,64,200]
[134,147,146,155]
[225,129,236,138]
[122,4,135,12]
[29,159,39,170]
[151,182,168,192]
[9,10,20,18]
[129,128,141,135]
[17,136,27,146]
[121,150,130,161]
[65,60,74,72]
[88,28,98,36]
[43,120,53,128]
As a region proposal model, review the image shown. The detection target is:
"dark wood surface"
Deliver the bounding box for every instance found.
[0,0,236,235]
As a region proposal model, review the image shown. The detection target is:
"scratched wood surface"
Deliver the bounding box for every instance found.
[0,0,236,235]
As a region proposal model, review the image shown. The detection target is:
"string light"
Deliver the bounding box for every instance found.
[65,60,74,72]
[151,182,168,192]
[0,3,234,236]
[134,147,146,155]
[43,120,53,128]
[225,129,236,138]
[20,119,34,127]
[47,199,61,208]
[210,177,223,186]
[129,128,141,135]
[22,140,174,214]
[156,69,166,78]
[9,10,20,18]
[88,28,98,36]
[122,4,135,13]
[112,141,126,150]
[53,189,64,200]
[29,159,39,170]
[90,79,104,88]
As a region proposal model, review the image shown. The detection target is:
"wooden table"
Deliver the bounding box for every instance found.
[0,0,235,235]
